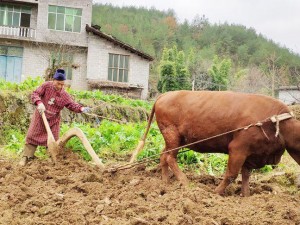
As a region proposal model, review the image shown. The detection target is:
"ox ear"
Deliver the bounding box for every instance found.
[129,140,145,163]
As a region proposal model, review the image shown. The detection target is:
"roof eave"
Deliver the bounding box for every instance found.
[86,24,154,61]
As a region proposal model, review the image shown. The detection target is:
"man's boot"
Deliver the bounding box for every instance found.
[19,156,28,166]
[19,144,37,166]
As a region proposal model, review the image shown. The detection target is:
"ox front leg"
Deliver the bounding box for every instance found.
[241,166,251,197]
[215,150,247,196]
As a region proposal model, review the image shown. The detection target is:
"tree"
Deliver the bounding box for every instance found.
[29,37,83,81]
[157,46,191,92]
[208,56,232,90]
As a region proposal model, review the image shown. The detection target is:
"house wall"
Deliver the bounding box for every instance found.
[22,42,49,79]
[279,90,300,105]
[0,39,87,84]
[30,5,38,30]
[86,35,149,99]
[68,50,88,90]
[0,0,151,99]
[36,0,92,47]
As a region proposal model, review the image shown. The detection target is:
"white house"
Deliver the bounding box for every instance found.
[0,0,153,99]
[278,86,300,105]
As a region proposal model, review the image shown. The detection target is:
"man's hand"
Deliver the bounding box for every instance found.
[37,103,46,115]
[81,107,91,113]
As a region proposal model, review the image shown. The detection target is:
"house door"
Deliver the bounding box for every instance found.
[0,46,23,83]
[0,56,6,80]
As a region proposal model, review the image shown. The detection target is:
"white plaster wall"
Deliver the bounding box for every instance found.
[279,90,300,105]
[86,35,150,99]
[16,41,87,85]
[36,0,92,47]
[22,43,49,80]
[69,50,88,90]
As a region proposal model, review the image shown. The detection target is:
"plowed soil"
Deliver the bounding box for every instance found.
[0,151,300,225]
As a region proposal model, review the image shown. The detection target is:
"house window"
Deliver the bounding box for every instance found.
[48,5,82,33]
[0,4,31,27]
[108,54,129,82]
[50,53,73,80]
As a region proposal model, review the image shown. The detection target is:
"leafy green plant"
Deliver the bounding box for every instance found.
[259,165,273,173]
[68,89,153,110]
[0,77,43,91]
[3,129,25,154]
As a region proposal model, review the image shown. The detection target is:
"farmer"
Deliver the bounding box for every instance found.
[19,69,90,166]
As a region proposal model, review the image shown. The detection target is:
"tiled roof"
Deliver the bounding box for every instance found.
[86,24,154,61]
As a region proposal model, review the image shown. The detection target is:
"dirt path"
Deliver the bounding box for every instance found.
[0,151,299,225]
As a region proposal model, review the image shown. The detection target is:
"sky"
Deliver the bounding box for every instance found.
[93,0,300,55]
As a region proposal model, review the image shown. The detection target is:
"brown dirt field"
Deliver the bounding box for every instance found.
[0,151,300,225]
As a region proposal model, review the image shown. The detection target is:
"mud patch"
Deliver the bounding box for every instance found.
[0,153,299,225]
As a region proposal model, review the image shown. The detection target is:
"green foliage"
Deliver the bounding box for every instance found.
[92,4,300,93]
[158,46,191,92]
[259,165,273,173]
[208,56,232,90]
[0,78,152,111]
[2,117,228,174]
[178,151,228,175]
[0,77,43,92]
[69,89,152,111]
[3,129,25,154]
[60,121,163,161]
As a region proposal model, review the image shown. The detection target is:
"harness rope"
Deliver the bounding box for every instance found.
[105,112,294,172]
[84,112,126,124]
[105,112,294,173]
[81,97,125,123]
[83,96,148,124]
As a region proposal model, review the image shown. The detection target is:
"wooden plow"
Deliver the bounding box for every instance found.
[41,112,104,169]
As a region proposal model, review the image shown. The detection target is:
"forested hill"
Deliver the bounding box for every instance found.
[92,3,300,95]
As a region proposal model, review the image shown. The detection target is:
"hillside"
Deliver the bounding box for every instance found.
[92,3,300,95]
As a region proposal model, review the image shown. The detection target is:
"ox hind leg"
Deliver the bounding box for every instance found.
[215,141,249,196]
[160,127,188,185]
[241,166,251,197]
[286,149,300,187]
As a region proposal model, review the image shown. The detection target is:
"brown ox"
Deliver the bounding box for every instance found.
[130,91,300,196]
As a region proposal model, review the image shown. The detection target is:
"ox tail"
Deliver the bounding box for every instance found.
[129,104,156,163]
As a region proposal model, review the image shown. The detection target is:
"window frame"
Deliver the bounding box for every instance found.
[108,53,129,83]
[48,5,82,33]
[0,4,31,27]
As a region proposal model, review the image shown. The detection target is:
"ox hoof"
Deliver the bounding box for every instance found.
[241,190,250,197]
[214,187,225,196]
[162,177,170,184]
[180,180,189,187]
[296,175,300,188]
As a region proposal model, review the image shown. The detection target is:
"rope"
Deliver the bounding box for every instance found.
[106,112,293,172]
[81,96,126,124]
[89,96,121,111]
[105,118,271,173]
[83,112,125,124]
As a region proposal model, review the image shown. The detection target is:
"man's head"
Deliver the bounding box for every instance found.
[53,69,66,91]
